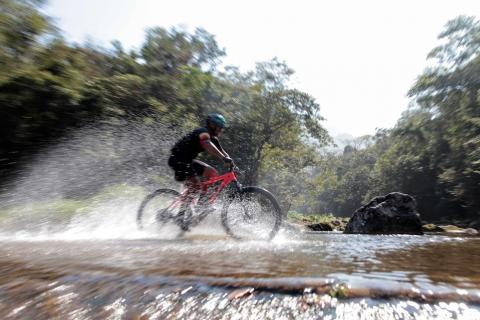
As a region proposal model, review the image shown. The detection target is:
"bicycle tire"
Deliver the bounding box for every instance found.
[221,186,283,240]
[137,188,185,232]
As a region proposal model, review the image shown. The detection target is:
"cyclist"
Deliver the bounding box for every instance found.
[168,112,234,209]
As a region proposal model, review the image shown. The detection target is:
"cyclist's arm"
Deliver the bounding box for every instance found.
[211,136,230,158]
[200,133,228,161]
[214,141,234,167]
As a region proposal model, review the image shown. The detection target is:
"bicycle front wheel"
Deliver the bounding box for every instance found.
[137,188,186,235]
[221,186,283,240]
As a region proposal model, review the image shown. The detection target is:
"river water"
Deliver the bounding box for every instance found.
[1,224,479,319]
[3,125,478,318]
[2,123,478,319]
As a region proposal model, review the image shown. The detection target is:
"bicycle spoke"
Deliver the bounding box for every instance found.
[137,189,189,238]
[221,187,282,240]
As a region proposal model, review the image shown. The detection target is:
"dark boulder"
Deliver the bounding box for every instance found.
[306,223,333,231]
[344,192,423,235]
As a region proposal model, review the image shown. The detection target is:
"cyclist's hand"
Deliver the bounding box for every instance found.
[223,157,234,167]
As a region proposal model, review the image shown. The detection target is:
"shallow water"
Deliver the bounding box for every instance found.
[0,230,479,319]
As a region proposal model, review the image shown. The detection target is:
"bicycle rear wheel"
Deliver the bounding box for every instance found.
[221,186,283,240]
[137,188,188,236]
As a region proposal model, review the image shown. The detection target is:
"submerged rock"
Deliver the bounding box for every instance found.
[422,223,479,234]
[465,228,479,235]
[344,192,423,235]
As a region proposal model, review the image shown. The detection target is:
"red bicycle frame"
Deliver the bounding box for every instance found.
[198,170,238,204]
[170,169,240,209]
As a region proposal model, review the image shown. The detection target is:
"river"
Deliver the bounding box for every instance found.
[1,225,479,319]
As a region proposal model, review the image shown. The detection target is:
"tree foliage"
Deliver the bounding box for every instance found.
[0,0,331,210]
[1,0,478,223]
[309,16,480,221]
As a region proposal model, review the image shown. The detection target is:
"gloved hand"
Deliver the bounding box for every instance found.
[223,157,234,167]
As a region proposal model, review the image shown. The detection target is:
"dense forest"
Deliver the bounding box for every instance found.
[1,0,479,223]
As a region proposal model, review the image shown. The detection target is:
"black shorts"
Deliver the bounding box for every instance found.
[168,155,205,182]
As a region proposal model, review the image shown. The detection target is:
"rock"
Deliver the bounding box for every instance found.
[227,287,255,300]
[422,224,445,232]
[440,224,465,232]
[468,220,480,230]
[465,228,479,235]
[344,192,423,235]
[306,223,333,231]
[451,220,470,228]
[440,225,479,234]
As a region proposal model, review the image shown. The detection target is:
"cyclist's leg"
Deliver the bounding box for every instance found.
[192,160,218,208]
[168,156,198,217]
[184,176,200,199]
[192,160,218,180]
[168,155,190,183]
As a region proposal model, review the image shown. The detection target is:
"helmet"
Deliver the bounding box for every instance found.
[206,113,226,128]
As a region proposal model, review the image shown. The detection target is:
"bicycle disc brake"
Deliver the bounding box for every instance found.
[155,208,174,223]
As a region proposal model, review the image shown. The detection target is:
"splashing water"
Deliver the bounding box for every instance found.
[0,120,189,240]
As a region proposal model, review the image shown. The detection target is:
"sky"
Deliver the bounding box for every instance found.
[44,0,480,137]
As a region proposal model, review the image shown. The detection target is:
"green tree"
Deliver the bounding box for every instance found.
[408,15,480,218]
[0,0,50,84]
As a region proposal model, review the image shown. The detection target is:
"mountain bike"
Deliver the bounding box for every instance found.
[137,165,283,240]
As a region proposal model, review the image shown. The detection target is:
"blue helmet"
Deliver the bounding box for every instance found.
[206,113,226,128]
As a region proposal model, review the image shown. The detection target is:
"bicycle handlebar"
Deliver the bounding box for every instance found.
[230,165,241,174]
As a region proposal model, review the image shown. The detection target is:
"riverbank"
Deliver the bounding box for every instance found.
[286,212,480,234]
